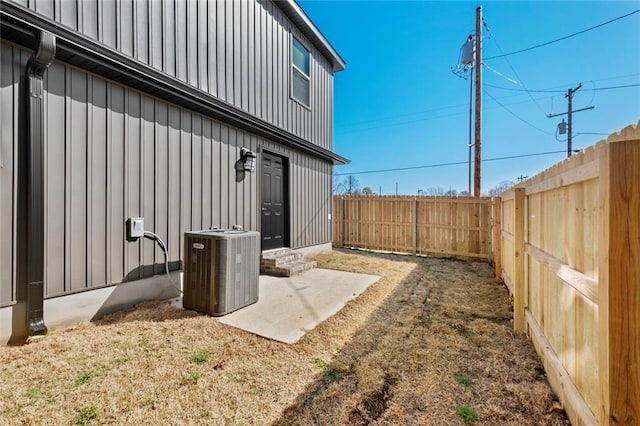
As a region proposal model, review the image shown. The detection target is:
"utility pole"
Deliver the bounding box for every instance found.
[566,84,580,157]
[548,84,594,157]
[468,66,474,195]
[473,6,482,197]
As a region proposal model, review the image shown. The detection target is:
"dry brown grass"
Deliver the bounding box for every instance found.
[0,250,568,425]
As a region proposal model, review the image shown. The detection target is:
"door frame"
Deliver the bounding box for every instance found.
[259,149,290,251]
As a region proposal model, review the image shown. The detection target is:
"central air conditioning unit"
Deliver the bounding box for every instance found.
[183,229,260,316]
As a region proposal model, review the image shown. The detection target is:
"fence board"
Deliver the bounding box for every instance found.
[333,196,492,260]
[493,197,501,282]
[525,159,599,196]
[514,188,525,332]
[526,309,598,426]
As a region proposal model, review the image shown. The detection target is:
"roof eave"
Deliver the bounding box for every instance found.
[0,1,350,165]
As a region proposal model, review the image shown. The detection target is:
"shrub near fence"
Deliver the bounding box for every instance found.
[497,122,639,426]
[333,196,492,260]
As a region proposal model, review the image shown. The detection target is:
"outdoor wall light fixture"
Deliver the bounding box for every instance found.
[241,148,257,172]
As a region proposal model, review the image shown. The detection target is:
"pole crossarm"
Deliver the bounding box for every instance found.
[547,106,595,118]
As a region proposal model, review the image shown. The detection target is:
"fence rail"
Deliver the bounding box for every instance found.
[496,122,639,426]
[333,196,492,260]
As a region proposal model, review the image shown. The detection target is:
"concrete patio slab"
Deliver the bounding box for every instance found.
[216,268,380,344]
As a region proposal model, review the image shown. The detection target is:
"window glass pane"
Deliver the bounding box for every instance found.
[292,69,309,106]
[292,37,309,76]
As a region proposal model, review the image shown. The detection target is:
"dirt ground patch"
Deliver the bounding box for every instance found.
[0,250,568,425]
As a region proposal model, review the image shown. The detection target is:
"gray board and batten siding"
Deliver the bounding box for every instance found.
[7,0,339,150]
[0,0,343,309]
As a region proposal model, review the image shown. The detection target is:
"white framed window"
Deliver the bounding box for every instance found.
[291,36,310,107]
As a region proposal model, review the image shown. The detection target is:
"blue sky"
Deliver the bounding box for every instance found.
[299,1,640,195]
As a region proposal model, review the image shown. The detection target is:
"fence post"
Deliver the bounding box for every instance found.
[412,198,418,255]
[598,138,640,425]
[513,188,526,333]
[474,201,481,256]
[341,197,346,247]
[493,196,502,283]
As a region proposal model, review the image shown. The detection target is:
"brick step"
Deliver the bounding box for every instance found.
[260,248,292,261]
[260,259,317,277]
[260,248,317,276]
[260,250,304,266]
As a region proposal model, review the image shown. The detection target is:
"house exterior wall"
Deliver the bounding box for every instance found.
[9,0,335,151]
[0,39,333,307]
[1,0,342,345]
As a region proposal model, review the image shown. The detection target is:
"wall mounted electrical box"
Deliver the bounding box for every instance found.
[126,217,144,241]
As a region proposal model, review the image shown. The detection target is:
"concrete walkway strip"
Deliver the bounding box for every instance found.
[216,268,381,344]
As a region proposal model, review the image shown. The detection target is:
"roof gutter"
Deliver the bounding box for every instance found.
[0,2,348,165]
[24,30,56,339]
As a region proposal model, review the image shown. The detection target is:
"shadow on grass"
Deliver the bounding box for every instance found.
[272,250,566,425]
[273,253,435,425]
[92,301,201,326]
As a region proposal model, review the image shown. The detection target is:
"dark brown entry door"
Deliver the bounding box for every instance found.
[261,152,286,250]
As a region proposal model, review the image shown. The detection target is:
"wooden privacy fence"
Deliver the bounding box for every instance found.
[496,122,639,426]
[333,196,492,260]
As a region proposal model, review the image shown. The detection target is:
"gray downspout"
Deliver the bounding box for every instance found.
[25,31,56,337]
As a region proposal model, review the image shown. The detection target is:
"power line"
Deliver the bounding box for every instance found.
[483,19,549,115]
[484,90,555,135]
[337,90,531,131]
[581,80,597,110]
[341,103,465,127]
[334,150,567,176]
[336,94,554,135]
[587,83,640,91]
[489,73,640,93]
[343,74,640,132]
[336,110,471,135]
[485,83,565,93]
[591,72,640,82]
[484,9,640,60]
[485,82,640,93]
[483,63,520,85]
[555,132,610,143]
